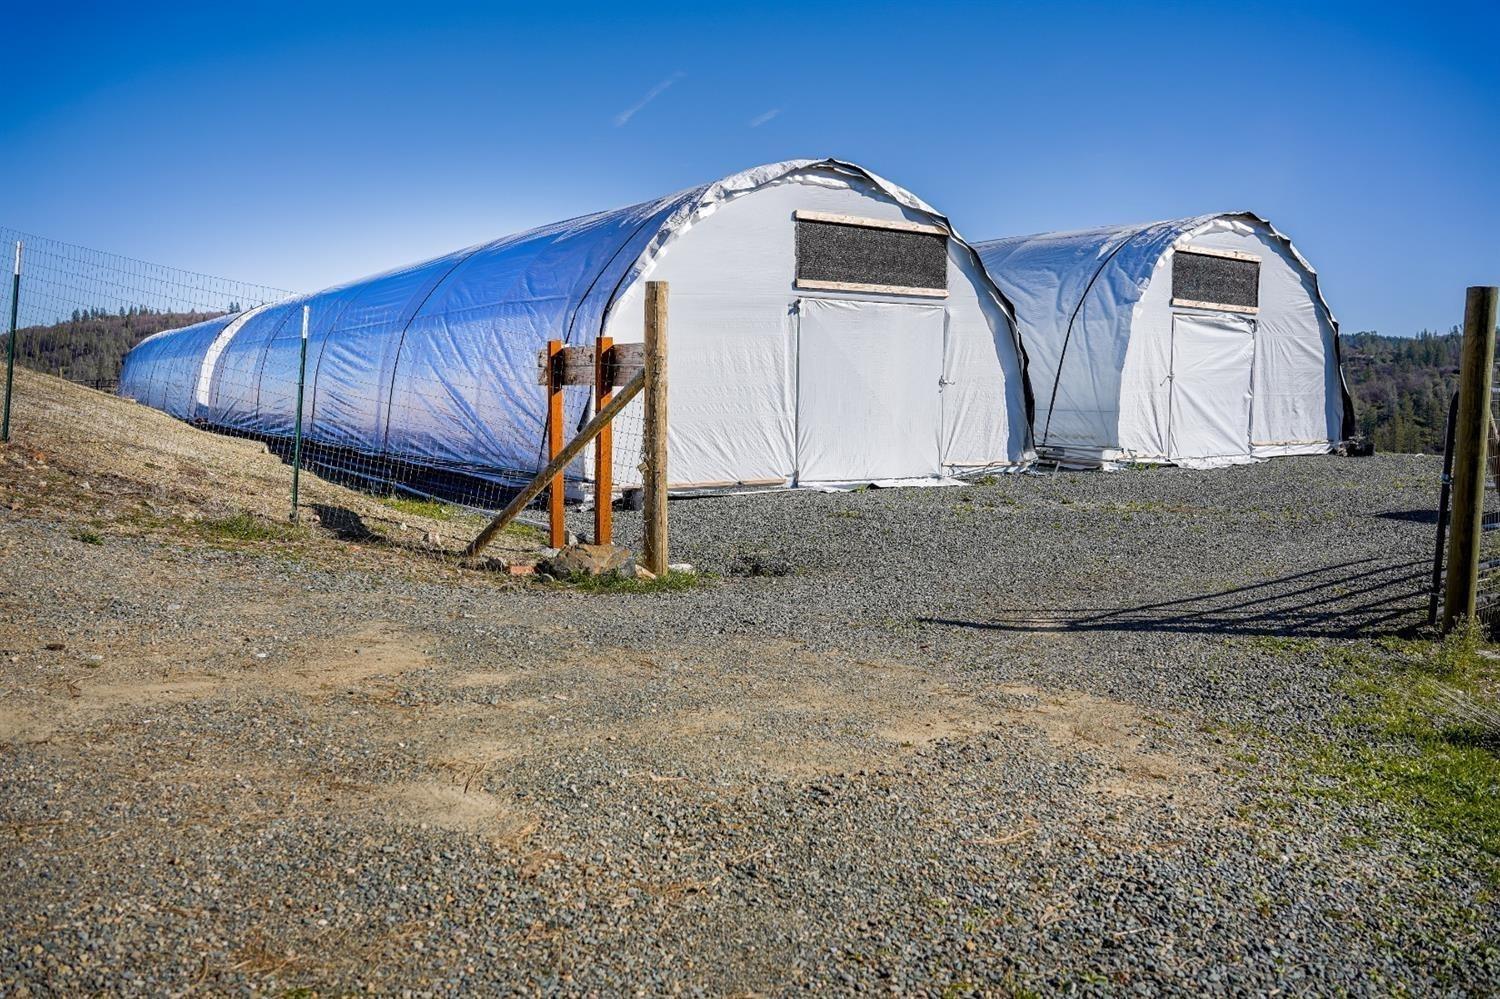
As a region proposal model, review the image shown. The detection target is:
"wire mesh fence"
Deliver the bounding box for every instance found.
[0,226,291,391]
[1425,392,1500,628]
[0,227,654,567]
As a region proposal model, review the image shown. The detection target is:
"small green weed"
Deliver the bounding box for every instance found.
[1110,499,1197,514]
[198,512,301,544]
[73,528,104,545]
[382,495,454,521]
[1238,634,1323,659]
[502,521,547,543]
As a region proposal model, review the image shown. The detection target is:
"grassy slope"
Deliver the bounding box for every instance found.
[0,367,539,571]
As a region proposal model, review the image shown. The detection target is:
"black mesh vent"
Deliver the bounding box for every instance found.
[796,220,947,292]
[1172,250,1260,311]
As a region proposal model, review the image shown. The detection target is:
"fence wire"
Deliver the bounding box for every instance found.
[0,226,650,565]
[1478,374,1500,626]
[0,227,291,391]
[1427,369,1500,632]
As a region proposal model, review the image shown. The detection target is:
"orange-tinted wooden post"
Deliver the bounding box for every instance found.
[594,335,614,545]
[546,339,566,549]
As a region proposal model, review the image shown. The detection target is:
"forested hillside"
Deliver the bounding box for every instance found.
[1341,328,1463,455]
[6,307,228,387]
[0,310,1477,456]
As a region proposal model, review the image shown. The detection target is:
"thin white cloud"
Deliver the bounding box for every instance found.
[748,108,782,128]
[613,72,685,127]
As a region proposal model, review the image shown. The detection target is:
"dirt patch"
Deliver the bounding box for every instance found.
[0,624,438,748]
[0,671,228,746]
[403,647,1212,795]
[74,674,225,709]
[998,683,1203,800]
[453,670,523,689]
[852,681,989,748]
[379,781,535,844]
[0,706,58,744]
[275,626,433,696]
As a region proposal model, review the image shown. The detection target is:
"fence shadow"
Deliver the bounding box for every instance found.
[309,504,385,543]
[919,557,1429,640]
[1377,509,1440,525]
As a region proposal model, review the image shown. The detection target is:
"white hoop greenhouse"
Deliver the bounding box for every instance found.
[120,159,1035,494]
[976,213,1355,469]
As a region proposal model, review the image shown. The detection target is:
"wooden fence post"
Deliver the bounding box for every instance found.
[546,339,567,549]
[1442,286,1499,631]
[594,336,614,545]
[464,373,645,559]
[642,282,669,575]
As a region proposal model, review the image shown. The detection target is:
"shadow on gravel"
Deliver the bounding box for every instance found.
[311,504,385,543]
[1378,510,1440,525]
[920,557,1429,639]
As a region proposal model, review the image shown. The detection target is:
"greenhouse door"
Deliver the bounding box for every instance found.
[1168,313,1255,461]
[795,298,944,483]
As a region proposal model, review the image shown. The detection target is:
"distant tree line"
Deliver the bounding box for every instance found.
[3,306,229,387]
[1341,328,1466,455]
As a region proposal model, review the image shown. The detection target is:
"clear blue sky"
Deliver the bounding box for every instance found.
[5,0,1497,335]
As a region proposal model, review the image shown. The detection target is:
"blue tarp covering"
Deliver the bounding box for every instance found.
[121,158,992,485]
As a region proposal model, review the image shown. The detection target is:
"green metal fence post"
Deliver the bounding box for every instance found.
[2,241,22,443]
[290,304,309,523]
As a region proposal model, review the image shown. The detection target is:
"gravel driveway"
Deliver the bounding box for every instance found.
[2,436,1496,995]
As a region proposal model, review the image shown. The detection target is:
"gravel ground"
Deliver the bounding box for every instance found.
[2,408,1498,995]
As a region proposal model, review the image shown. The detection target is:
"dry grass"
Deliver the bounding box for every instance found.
[0,367,539,570]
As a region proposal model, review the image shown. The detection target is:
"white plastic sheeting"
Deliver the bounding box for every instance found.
[1167,313,1257,467]
[976,213,1354,469]
[795,298,945,481]
[119,159,1033,491]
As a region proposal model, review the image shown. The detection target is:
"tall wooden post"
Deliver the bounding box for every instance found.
[1443,286,1499,631]
[642,282,669,575]
[546,339,567,549]
[594,336,614,545]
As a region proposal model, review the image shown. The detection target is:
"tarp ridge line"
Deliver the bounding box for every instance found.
[1040,223,1155,447]
[249,301,301,424]
[375,244,498,458]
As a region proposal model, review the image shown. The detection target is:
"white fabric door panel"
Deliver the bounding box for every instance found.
[1168,313,1255,463]
[1250,313,1332,450]
[796,298,944,483]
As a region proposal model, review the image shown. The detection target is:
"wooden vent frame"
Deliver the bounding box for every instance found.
[793,210,949,299]
[1170,245,1262,315]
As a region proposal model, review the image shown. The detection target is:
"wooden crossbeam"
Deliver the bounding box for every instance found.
[537,343,644,386]
[463,371,647,559]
